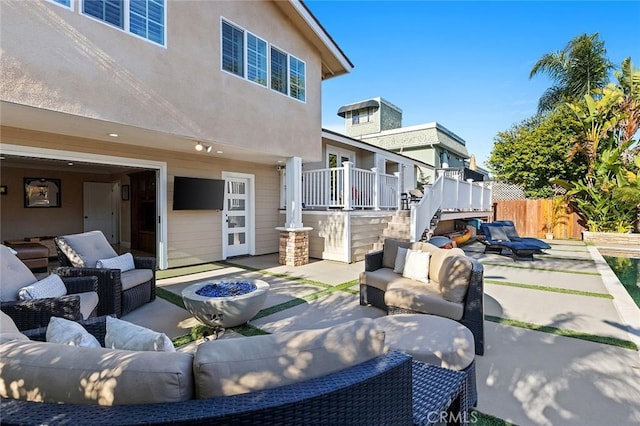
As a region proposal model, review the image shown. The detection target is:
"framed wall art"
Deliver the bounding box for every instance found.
[24,178,61,208]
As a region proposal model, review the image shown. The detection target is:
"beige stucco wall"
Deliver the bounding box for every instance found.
[1,127,281,267]
[0,0,323,161]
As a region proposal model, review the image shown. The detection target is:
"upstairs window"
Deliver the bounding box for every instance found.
[247,33,267,86]
[222,21,244,77]
[289,56,305,101]
[82,0,165,46]
[222,18,306,102]
[270,47,288,94]
[83,0,124,28]
[50,0,72,8]
[130,0,165,45]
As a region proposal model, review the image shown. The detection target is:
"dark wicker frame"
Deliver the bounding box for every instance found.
[4,316,414,426]
[54,243,156,318]
[360,250,485,356]
[0,276,98,331]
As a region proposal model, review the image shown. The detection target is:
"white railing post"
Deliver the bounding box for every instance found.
[467,179,473,211]
[343,161,353,210]
[395,172,402,210]
[372,167,380,211]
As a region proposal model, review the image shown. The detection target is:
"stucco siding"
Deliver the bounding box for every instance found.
[0,0,323,161]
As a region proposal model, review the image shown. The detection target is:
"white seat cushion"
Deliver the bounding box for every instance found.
[120,269,154,291]
[374,314,474,370]
[194,318,385,398]
[0,340,194,405]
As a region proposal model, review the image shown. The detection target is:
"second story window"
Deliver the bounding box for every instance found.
[289,56,305,102]
[222,18,306,102]
[82,0,165,46]
[222,21,244,77]
[247,33,267,86]
[50,0,72,7]
[270,47,288,94]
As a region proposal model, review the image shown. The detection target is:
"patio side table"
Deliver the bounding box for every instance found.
[412,361,469,425]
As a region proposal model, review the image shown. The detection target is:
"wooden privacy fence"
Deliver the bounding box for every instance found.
[493,199,585,239]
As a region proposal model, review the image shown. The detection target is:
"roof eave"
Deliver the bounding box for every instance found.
[275,1,354,80]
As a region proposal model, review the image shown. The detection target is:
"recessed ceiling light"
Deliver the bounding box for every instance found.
[277,160,284,163]
[216,150,223,154]
[67,162,74,166]
[108,133,119,137]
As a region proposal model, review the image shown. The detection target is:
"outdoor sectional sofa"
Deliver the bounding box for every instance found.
[0,314,415,425]
[360,238,485,355]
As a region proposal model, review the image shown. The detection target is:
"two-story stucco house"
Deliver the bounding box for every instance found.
[0,0,354,269]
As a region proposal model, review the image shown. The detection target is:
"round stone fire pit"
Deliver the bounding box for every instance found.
[181,279,269,328]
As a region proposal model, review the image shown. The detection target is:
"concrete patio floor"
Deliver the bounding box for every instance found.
[122,240,640,426]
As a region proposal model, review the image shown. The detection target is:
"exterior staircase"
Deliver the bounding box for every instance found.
[372,210,411,251]
[372,208,443,252]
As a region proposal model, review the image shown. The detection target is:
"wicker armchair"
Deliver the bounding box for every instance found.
[0,244,99,331]
[54,231,156,318]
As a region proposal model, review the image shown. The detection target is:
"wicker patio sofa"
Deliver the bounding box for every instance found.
[360,238,485,355]
[0,315,414,425]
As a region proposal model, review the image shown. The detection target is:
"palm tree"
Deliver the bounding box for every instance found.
[530,33,613,114]
[615,57,640,146]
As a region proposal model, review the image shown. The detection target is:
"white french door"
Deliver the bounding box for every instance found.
[222,173,255,258]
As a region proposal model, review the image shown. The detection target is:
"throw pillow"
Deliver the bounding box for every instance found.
[439,255,473,303]
[393,247,409,273]
[96,253,135,272]
[46,317,101,348]
[402,249,430,283]
[105,316,175,352]
[18,274,67,300]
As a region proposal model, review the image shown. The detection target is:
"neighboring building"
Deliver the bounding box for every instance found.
[0,0,353,268]
[337,97,487,183]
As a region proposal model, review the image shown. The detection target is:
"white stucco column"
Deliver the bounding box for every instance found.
[284,156,303,229]
[276,156,311,266]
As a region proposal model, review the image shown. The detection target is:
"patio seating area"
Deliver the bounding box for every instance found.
[2,239,640,425]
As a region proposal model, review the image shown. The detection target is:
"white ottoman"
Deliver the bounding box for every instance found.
[374,313,478,407]
[374,314,474,370]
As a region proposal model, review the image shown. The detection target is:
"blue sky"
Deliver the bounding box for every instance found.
[305,1,640,169]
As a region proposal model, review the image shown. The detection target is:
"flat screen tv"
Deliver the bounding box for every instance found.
[173,176,225,211]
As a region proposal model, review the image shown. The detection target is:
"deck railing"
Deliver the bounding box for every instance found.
[302,164,492,241]
[302,162,398,210]
[410,172,492,241]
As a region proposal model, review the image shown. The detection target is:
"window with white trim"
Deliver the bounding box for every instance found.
[221,18,307,102]
[49,0,72,8]
[222,21,244,77]
[270,47,288,94]
[82,0,165,46]
[247,33,267,86]
[289,56,305,101]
